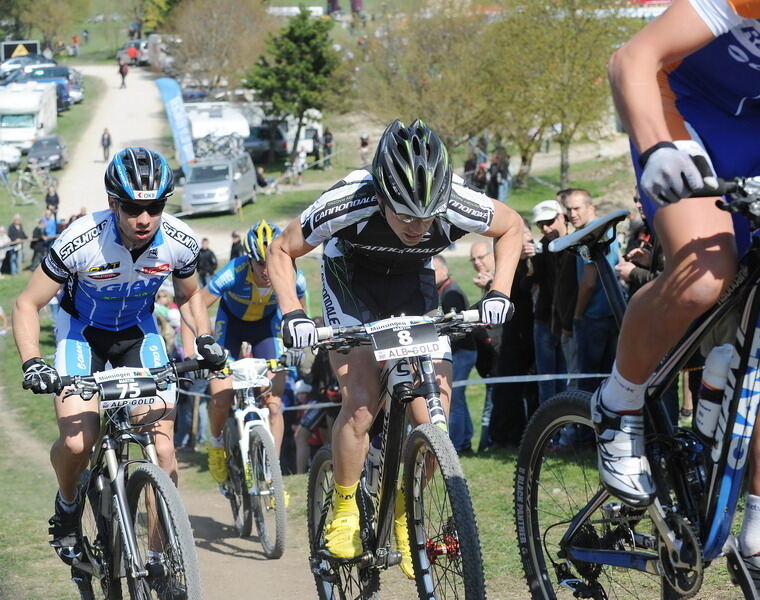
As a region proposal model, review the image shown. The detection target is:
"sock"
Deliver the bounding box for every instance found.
[209,433,223,449]
[333,481,358,517]
[740,494,760,556]
[57,491,78,513]
[600,362,647,414]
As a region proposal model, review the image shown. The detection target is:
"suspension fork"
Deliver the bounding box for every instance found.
[417,355,447,432]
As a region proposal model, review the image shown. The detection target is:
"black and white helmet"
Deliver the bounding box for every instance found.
[372,119,452,219]
[104,147,174,202]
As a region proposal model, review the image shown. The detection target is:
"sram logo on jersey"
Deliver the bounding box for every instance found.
[161,221,199,253]
[138,263,170,275]
[88,261,120,273]
[312,194,375,227]
[58,220,109,259]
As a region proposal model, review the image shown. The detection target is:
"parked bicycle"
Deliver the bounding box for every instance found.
[49,358,209,600]
[13,162,57,198]
[307,310,486,600]
[514,178,760,599]
[209,356,288,558]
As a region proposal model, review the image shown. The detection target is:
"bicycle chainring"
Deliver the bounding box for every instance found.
[657,513,703,597]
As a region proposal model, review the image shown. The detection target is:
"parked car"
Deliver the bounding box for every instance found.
[0,54,55,77]
[0,143,22,170]
[27,135,68,170]
[23,65,84,103]
[244,125,289,162]
[180,153,256,215]
[117,40,149,66]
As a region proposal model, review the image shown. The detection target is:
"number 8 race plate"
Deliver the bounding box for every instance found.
[367,317,441,361]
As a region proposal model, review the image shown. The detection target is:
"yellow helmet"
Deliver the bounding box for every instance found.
[243,219,281,262]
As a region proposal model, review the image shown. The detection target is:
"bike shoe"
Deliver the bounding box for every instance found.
[325,514,363,559]
[394,512,414,579]
[49,491,82,565]
[591,386,655,508]
[207,446,228,484]
[147,560,187,600]
[741,552,760,592]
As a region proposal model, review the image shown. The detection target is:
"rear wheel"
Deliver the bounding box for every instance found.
[126,463,202,599]
[307,446,380,600]
[249,426,287,558]
[224,417,252,537]
[514,390,685,600]
[403,423,486,600]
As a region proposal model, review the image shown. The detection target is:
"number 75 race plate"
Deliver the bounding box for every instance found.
[367,317,441,361]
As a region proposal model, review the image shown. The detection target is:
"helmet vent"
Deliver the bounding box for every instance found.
[412,136,421,157]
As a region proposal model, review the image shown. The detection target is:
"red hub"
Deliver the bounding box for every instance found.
[425,535,461,563]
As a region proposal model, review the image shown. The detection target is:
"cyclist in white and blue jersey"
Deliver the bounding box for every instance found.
[12,148,226,563]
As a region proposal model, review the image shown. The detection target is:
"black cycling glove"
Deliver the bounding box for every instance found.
[279,348,305,368]
[195,334,227,370]
[474,290,515,325]
[282,309,318,348]
[22,357,62,394]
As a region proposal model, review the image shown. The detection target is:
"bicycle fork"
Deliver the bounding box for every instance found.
[233,407,272,493]
[389,356,447,431]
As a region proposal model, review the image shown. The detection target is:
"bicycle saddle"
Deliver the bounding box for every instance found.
[548,209,629,253]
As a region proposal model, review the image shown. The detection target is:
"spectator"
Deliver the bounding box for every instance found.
[44,186,60,213]
[126,44,138,65]
[554,189,580,387]
[312,131,321,168]
[498,153,512,203]
[28,218,48,270]
[490,220,538,448]
[196,238,218,287]
[118,60,128,89]
[485,155,502,200]
[471,163,488,192]
[358,133,370,166]
[469,240,499,451]
[230,231,243,260]
[564,189,619,393]
[100,128,112,162]
[0,226,10,277]
[463,153,477,186]
[433,255,477,455]
[71,35,80,57]
[82,29,89,44]
[531,200,569,403]
[295,146,307,185]
[7,214,27,275]
[42,209,58,248]
[323,128,334,169]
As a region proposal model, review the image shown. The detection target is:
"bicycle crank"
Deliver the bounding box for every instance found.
[649,501,703,597]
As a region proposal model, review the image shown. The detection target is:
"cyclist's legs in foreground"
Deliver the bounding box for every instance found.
[265,369,286,456]
[596,197,736,507]
[207,376,234,483]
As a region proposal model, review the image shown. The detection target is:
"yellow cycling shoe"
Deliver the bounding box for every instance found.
[325,513,363,559]
[207,447,228,484]
[394,490,414,579]
[270,489,291,510]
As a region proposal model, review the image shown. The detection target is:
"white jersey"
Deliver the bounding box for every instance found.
[42,209,199,331]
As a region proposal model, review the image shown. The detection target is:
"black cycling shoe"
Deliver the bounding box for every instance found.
[147,560,187,600]
[49,491,83,565]
[741,552,760,592]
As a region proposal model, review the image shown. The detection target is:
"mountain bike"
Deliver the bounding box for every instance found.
[13,162,57,197]
[307,311,487,600]
[514,178,760,599]
[209,357,287,558]
[51,358,210,600]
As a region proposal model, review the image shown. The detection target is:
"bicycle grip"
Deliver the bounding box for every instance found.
[59,375,73,387]
[316,326,334,341]
[173,358,215,375]
[461,309,481,323]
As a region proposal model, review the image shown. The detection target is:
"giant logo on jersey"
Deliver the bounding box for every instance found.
[79,277,164,300]
[59,220,109,259]
[161,220,199,253]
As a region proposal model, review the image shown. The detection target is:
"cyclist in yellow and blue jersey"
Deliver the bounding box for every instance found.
[199,220,307,483]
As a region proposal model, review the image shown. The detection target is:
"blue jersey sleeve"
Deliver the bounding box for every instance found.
[207,259,240,297]
[295,269,307,299]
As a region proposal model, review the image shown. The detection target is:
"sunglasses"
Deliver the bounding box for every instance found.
[393,212,436,225]
[118,199,166,217]
[536,215,558,228]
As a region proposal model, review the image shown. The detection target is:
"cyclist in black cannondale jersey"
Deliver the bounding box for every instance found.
[267,119,525,577]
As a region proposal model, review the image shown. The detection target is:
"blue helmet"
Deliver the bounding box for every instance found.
[104,147,174,201]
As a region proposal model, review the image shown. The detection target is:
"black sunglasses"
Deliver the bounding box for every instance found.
[118,199,166,217]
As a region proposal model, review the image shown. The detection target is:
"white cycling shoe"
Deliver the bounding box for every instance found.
[591,386,656,508]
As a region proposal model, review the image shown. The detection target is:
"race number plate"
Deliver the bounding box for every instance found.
[368,317,440,361]
[92,367,158,409]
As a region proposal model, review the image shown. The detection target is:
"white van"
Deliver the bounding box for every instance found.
[185,102,249,140]
[0,82,57,151]
[181,152,257,215]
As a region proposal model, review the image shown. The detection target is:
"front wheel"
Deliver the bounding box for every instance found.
[125,463,202,599]
[403,423,486,600]
[307,446,380,600]
[249,426,287,558]
[224,417,252,537]
[514,390,680,600]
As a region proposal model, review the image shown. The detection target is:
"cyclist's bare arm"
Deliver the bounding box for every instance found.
[608,0,716,151]
[173,273,213,338]
[482,200,524,296]
[13,268,62,362]
[268,219,316,314]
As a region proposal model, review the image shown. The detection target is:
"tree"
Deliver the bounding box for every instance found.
[353,0,495,149]
[169,0,274,94]
[23,0,89,49]
[243,8,345,160]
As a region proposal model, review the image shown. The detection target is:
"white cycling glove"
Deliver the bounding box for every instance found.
[639,140,719,206]
[476,290,515,326]
[282,309,318,348]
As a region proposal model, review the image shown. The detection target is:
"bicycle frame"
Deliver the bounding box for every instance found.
[231,384,275,493]
[558,234,760,574]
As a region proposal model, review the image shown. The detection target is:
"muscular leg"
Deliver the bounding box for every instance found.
[330,347,383,486]
[266,370,285,456]
[152,419,178,484]
[208,376,233,438]
[51,394,100,502]
[615,197,737,385]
